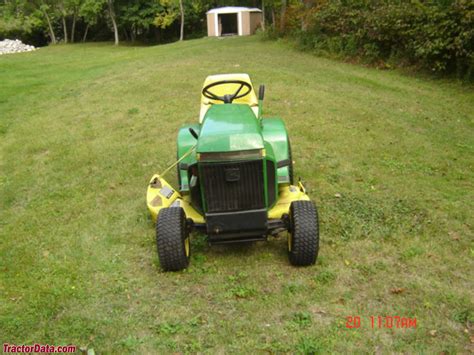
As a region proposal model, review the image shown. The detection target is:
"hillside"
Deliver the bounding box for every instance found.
[1,36,473,352]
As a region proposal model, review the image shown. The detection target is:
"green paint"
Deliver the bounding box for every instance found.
[177,105,291,209]
[196,104,264,153]
[261,118,291,183]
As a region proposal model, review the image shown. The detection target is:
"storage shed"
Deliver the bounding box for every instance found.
[207,7,262,37]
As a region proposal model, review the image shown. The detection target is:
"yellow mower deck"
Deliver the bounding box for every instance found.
[147,175,310,225]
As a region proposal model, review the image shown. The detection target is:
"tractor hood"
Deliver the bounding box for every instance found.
[196,104,264,153]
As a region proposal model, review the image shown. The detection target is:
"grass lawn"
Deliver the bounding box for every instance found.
[1,36,473,353]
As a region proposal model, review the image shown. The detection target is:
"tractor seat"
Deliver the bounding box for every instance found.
[199,73,259,123]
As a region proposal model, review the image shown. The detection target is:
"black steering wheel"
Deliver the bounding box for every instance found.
[202,80,252,104]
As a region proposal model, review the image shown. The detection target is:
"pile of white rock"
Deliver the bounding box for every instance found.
[0,39,37,55]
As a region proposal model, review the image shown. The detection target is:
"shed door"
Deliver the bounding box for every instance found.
[219,13,238,36]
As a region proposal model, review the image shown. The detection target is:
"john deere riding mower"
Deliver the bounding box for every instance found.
[147,74,319,271]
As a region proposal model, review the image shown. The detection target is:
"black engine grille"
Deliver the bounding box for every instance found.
[200,160,265,213]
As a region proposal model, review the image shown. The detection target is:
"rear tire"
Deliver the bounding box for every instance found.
[156,207,190,271]
[288,201,319,266]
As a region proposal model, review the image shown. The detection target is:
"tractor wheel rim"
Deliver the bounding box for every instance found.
[288,232,292,252]
[184,237,190,257]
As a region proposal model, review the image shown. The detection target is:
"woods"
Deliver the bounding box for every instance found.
[0,0,268,46]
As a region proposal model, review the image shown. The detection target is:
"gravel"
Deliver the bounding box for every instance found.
[0,39,37,55]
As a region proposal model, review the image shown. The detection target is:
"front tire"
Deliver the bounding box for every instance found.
[288,201,319,266]
[156,207,190,271]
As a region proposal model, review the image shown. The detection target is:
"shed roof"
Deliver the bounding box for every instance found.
[206,6,262,14]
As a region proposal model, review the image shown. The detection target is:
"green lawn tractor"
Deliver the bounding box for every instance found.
[147,74,319,271]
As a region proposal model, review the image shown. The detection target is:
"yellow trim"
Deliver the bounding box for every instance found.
[146,175,205,224]
[298,181,306,194]
[184,237,190,257]
[267,184,310,219]
[180,195,205,223]
[288,232,292,252]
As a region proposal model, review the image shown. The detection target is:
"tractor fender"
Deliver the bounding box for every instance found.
[177,123,200,160]
[261,118,291,183]
[177,123,200,191]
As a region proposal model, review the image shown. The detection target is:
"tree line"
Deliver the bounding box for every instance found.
[1,0,472,80]
[0,0,273,45]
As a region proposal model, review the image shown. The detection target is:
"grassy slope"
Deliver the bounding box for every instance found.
[0,36,473,353]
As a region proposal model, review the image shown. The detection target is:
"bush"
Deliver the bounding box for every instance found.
[284,0,474,81]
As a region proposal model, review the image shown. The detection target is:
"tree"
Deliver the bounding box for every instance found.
[300,0,313,31]
[56,0,89,43]
[279,0,286,32]
[120,0,163,42]
[178,0,183,41]
[107,0,119,45]
[79,0,105,42]
[56,0,70,43]
[39,2,57,44]
[154,0,184,41]
[0,0,46,42]
[69,0,83,42]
